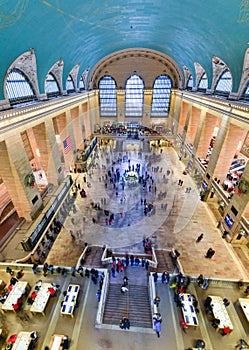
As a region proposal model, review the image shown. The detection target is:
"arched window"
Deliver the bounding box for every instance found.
[99,76,117,117]
[125,74,144,117]
[242,83,249,100]
[45,73,60,98]
[214,70,232,96]
[187,75,193,90]
[66,75,75,93]
[198,73,208,91]
[79,76,85,91]
[151,75,172,117]
[6,68,36,106]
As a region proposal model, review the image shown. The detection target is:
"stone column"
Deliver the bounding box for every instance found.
[70,106,82,150]
[191,108,207,174]
[78,103,86,147]
[0,137,42,221]
[44,119,64,185]
[214,123,246,182]
[196,112,219,159]
[180,103,192,156]
[186,106,201,145]
[204,114,229,186]
[171,93,182,136]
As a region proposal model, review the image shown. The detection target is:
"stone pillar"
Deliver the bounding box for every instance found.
[178,101,189,133]
[44,119,64,185]
[180,104,192,154]
[78,103,86,147]
[196,112,219,159]
[191,108,207,174]
[204,114,229,183]
[186,106,201,145]
[143,90,152,127]
[117,90,125,124]
[70,106,82,150]
[0,137,42,221]
[214,124,246,182]
[171,93,182,136]
[88,93,99,134]
[82,102,91,139]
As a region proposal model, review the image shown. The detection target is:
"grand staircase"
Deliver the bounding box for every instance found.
[155,249,178,273]
[103,283,152,328]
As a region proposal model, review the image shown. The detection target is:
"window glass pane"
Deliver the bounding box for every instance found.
[215,70,232,95]
[79,76,85,90]
[45,73,60,97]
[187,75,193,89]
[242,84,249,100]
[198,73,208,90]
[99,76,117,117]
[151,75,172,117]
[125,74,144,117]
[6,68,36,105]
[66,75,75,92]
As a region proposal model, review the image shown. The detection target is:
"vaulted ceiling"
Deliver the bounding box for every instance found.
[0,0,248,96]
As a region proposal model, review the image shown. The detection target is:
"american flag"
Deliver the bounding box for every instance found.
[63,136,72,154]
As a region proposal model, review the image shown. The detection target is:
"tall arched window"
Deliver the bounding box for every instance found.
[6,68,36,106]
[79,76,85,91]
[242,84,249,100]
[198,73,208,91]
[151,75,172,117]
[125,74,144,117]
[45,73,60,98]
[99,76,117,117]
[66,74,75,93]
[187,75,193,90]
[214,70,232,96]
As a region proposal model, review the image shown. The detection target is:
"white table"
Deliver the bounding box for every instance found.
[208,295,233,330]
[2,282,28,311]
[180,293,199,326]
[61,284,80,317]
[49,334,64,350]
[12,332,32,350]
[239,298,249,322]
[30,282,53,315]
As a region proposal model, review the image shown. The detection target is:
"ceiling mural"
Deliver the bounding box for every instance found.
[0,0,248,98]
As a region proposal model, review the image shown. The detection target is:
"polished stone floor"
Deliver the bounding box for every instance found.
[1,141,249,350]
[47,143,249,281]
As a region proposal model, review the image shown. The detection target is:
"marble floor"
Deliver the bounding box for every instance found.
[46,142,249,281]
[1,141,249,350]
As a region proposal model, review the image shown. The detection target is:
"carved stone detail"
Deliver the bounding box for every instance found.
[48,58,64,94]
[237,48,249,98]
[194,61,206,89]
[4,49,40,98]
[210,56,229,92]
[88,48,184,90]
[82,67,90,90]
[183,65,192,89]
[68,63,80,91]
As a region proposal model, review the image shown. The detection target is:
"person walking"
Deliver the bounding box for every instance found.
[123,276,129,286]
[205,248,215,258]
[154,319,161,337]
[32,263,38,274]
[196,233,204,243]
[154,295,161,307]
[153,272,158,283]
[96,290,101,302]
